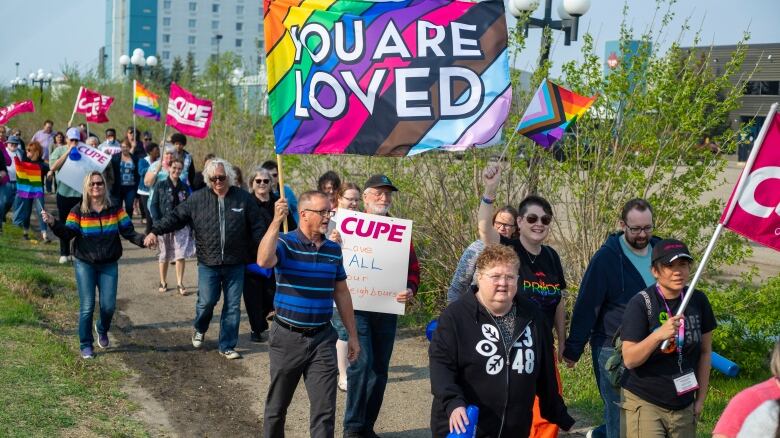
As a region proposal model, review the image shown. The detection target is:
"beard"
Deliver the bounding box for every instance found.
[366,203,390,215]
[626,233,649,250]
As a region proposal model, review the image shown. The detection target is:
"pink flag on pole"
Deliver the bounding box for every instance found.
[75,87,115,123]
[0,100,35,125]
[165,82,213,139]
[720,113,780,252]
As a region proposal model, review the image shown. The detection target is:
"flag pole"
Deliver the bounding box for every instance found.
[68,86,83,127]
[661,102,778,351]
[159,97,168,146]
[276,153,289,233]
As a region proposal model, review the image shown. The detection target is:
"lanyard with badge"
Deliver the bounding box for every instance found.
[655,285,699,396]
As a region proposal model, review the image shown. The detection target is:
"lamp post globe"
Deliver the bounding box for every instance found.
[29,72,35,80]
[133,48,145,59]
[119,54,130,66]
[557,2,573,19]
[146,56,158,67]
[563,0,590,17]
[510,0,539,13]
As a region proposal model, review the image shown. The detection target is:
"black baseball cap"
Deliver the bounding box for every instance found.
[652,239,694,265]
[364,174,398,192]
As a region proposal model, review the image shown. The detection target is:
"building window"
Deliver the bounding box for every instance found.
[143,8,152,13]
[163,0,171,9]
[236,39,242,48]
[162,34,170,43]
[188,19,196,28]
[211,37,218,45]
[188,36,196,45]
[163,17,171,26]
[162,51,170,60]
[142,42,150,48]
[212,20,219,30]
[212,3,220,13]
[745,81,780,96]
[236,22,243,31]
[189,2,197,11]
[142,25,151,31]
[236,5,244,14]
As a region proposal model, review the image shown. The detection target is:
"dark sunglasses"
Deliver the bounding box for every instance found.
[255,178,270,184]
[524,214,552,225]
[270,173,278,178]
[89,181,105,187]
[209,175,227,182]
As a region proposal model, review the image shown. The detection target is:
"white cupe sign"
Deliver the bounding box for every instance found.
[333,210,413,315]
[56,144,111,194]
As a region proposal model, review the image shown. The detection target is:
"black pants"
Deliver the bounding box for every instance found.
[56,194,81,256]
[243,271,276,333]
[138,194,152,234]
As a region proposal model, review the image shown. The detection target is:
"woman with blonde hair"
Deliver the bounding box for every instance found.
[42,171,146,359]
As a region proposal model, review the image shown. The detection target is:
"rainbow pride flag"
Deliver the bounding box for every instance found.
[133,80,161,121]
[14,157,44,199]
[66,209,133,236]
[516,79,597,148]
[265,0,511,156]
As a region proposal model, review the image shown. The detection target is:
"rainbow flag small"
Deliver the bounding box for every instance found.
[133,80,161,121]
[14,157,44,199]
[516,79,597,148]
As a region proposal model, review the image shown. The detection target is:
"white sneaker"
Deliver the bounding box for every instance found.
[58,256,68,264]
[192,331,204,348]
[220,349,241,360]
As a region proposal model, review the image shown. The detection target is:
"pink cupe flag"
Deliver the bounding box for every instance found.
[75,87,114,123]
[720,111,780,252]
[165,82,213,139]
[0,100,35,125]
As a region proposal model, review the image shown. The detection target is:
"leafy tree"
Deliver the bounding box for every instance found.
[182,52,197,87]
[148,54,168,88]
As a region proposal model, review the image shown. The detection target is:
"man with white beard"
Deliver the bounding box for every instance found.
[343,175,420,438]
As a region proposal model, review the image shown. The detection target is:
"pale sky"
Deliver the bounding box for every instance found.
[0,0,778,85]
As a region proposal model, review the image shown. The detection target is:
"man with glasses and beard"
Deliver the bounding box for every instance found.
[145,158,267,360]
[563,198,662,438]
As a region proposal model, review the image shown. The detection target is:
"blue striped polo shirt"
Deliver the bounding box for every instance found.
[273,229,347,327]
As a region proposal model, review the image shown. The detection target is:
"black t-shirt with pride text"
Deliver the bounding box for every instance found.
[621,285,717,410]
[501,236,567,328]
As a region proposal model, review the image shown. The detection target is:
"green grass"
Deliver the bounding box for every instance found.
[558,347,771,437]
[0,228,148,437]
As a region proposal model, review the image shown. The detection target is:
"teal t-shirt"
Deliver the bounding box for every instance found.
[619,235,655,287]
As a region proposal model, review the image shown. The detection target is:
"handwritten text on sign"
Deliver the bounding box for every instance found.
[334,210,412,315]
[56,145,111,194]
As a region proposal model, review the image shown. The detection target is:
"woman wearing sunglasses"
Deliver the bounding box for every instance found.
[478,163,568,438]
[242,167,297,343]
[42,171,146,359]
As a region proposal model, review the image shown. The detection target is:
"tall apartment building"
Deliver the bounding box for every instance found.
[105,0,264,78]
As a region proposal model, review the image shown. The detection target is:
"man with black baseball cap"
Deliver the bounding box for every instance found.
[343,174,419,438]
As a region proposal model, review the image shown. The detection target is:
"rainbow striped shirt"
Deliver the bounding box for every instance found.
[65,208,133,236]
[14,157,44,199]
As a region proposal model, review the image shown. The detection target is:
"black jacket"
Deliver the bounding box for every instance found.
[253,192,297,232]
[151,186,267,266]
[109,153,140,198]
[51,204,145,264]
[150,178,190,222]
[429,289,574,437]
[564,233,662,361]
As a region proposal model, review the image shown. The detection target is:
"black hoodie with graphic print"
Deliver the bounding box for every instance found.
[429,288,574,437]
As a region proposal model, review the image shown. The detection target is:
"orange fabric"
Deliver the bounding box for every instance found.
[529,353,563,438]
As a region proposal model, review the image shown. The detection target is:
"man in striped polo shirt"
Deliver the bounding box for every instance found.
[257,190,360,438]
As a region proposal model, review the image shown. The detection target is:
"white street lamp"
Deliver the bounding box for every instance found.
[29,68,52,104]
[562,0,591,16]
[509,0,540,15]
[510,0,590,65]
[119,54,130,66]
[146,55,158,67]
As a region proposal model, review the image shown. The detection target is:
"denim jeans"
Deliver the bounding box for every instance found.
[590,344,621,438]
[344,310,398,433]
[194,263,245,352]
[0,182,14,230]
[12,196,47,233]
[119,186,136,217]
[74,259,118,349]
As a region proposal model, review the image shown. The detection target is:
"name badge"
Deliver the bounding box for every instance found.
[673,370,699,395]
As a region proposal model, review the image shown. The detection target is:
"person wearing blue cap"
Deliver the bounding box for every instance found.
[48,128,84,262]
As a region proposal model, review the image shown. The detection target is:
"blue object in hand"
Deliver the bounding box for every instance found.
[711,351,739,377]
[426,319,438,341]
[68,147,81,161]
[447,405,479,438]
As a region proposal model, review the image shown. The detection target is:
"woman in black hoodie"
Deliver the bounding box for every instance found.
[429,244,574,437]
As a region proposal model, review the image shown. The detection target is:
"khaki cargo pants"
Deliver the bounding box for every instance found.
[620,389,697,438]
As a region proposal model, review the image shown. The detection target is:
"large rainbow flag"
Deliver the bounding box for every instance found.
[516,79,597,148]
[133,80,161,121]
[264,0,511,157]
[14,157,44,199]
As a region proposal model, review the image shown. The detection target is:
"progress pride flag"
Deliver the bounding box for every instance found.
[165,82,213,138]
[721,113,780,252]
[75,87,114,123]
[0,100,35,125]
